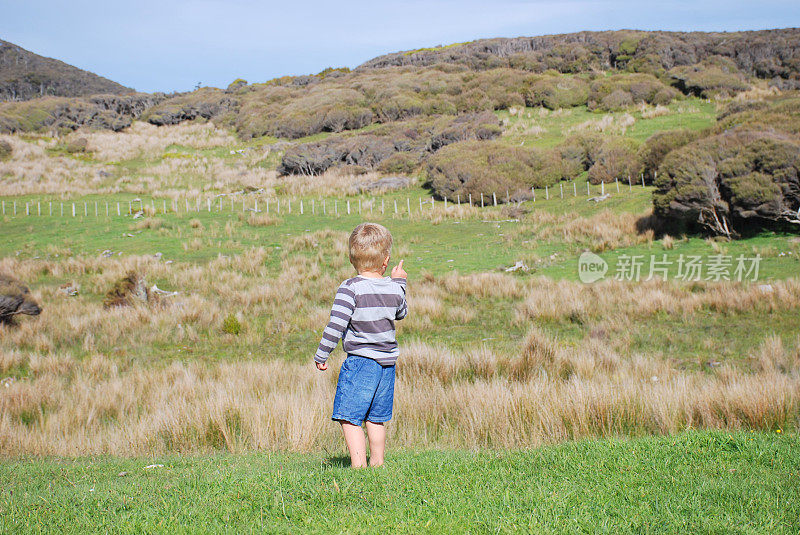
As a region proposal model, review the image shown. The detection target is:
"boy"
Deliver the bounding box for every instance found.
[314,222,408,468]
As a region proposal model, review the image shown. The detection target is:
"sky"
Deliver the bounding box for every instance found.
[2,0,799,93]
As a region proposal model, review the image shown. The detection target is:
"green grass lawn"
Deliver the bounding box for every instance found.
[496,98,717,148]
[1,430,797,533]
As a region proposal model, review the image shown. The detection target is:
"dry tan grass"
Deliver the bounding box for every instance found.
[0,126,406,199]
[640,104,671,119]
[1,330,796,456]
[536,208,654,251]
[81,122,237,162]
[568,113,636,135]
[1,245,798,456]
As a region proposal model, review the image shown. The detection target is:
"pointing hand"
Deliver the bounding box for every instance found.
[391,259,407,279]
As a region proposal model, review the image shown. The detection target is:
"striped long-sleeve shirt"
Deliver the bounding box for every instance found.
[314,275,408,366]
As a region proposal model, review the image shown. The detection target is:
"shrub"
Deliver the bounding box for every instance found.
[425,140,564,202]
[65,137,88,153]
[653,130,800,236]
[222,314,243,335]
[600,89,633,111]
[558,134,605,171]
[668,65,750,98]
[377,151,423,174]
[523,75,589,109]
[588,73,677,111]
[639,129,701,183]
[587,137,642,184]
[0,139,11,160]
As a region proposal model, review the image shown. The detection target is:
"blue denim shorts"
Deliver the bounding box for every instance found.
[332,354,396,426]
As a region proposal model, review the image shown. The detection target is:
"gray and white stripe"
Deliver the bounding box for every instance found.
[315,276,407,366]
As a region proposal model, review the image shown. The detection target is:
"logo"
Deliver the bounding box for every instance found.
[578,251,608,283]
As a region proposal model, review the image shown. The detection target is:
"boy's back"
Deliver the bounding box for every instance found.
[314,275,407,366]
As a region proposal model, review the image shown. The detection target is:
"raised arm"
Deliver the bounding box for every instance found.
[391,259,408,320]
[314,284,356,365]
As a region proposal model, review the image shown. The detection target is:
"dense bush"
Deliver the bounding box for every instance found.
[588,74,678,111]
[0,139,11,160]
[144,88,236,127]
[278,112,501,175]
[523,75,589,109]
[639,129,701,183]
[714,95,800,137]
[667,65,750,98]
[360,29,800,82]
[557,133,605,172]
[587,137,642,184]
[653,131,800,236]
[425,140,565,202]
[377,151,423,174]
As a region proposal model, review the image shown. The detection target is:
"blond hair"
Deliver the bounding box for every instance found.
[348,222,393,272]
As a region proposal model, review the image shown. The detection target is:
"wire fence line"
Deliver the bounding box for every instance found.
[1,176,648,219]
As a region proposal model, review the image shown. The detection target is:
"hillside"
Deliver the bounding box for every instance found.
[358,28,800,81]
[0,39,132,101]
[0,28,799,235]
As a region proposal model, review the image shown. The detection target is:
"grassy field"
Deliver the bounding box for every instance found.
[1,430,797,533]
[1,95,799,531]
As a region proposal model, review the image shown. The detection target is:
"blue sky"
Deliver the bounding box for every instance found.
[2,0,799,93]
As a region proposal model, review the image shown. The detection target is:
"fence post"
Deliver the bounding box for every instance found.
[117,202,120,216]
[468,193,472,206]
[1,200,4,215]
[49,202,52,216]
[163,200,166,213]
[359,199,362,214]
[492,192,496,206]
[38,202,41,216]
[26,202,29,216]
[277,199,281,215]
[615,177,620,193]
[266,199,270,214]
[457,194,460,205]
[506,189,509,203]
[381,198,385,214]
[335,200,338,216]
[72,203,75,217]
[288,199,291,214]
[208,199,211,212]
[431,197,435,211]
[444,196,447,211]
[347,200,351,215]
[545,186,549,200]
[641,174,645,188]
[587,182,590,196]
[394,199,398,214]
[407,198,411,217]
[300,200,304,215]
[322,200,326,215]
[601,181,605,195]
[13,201,16,215]
[573,182,577,196]
[419,197,423,212]
[628,175,632,191]
[532,187,535,202]
[560,183,563,199]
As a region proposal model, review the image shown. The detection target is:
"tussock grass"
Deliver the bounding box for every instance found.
[1,330,797,455]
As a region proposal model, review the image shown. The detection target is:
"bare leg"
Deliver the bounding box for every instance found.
[365,421,386,467]
[340,421,367,468]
